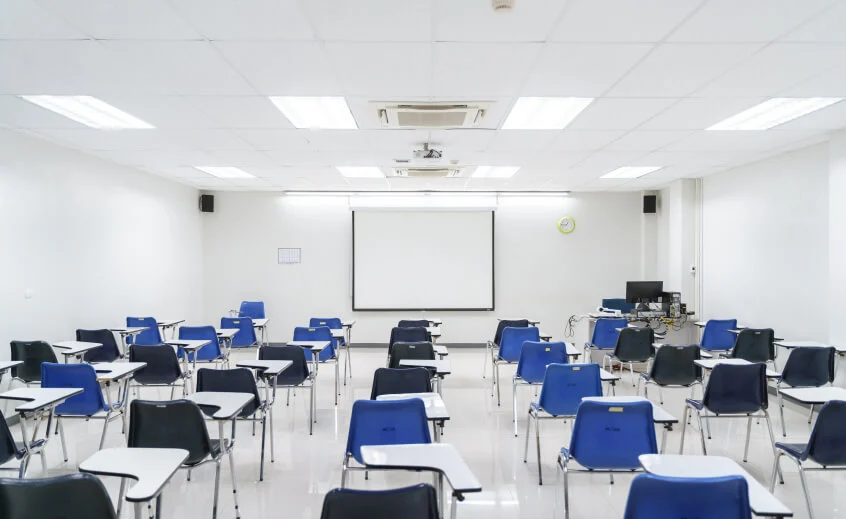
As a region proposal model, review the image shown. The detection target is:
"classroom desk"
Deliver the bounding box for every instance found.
[0,361,23,383]
[377,392,449,442]
[639,454,793,517]
[774,340,846,354]
[583,396,677,453]
[779,386,846,405]
[79,447,189,519]
[53,341,102,363]
[215,328,238,356]
[288,340,333,408]
[428,327,442,343]
[653,342,714,359]
[165,339,210,384]
[110,327,148,357]
[93,362,147,414]
[434,344,449,358]
[694,358,781,379]
[360,443,481,519]
[539,331,552,342]
[157,319,185,341]
[565,342,581,359]
[399,359,451,394]
[252,318,269,345]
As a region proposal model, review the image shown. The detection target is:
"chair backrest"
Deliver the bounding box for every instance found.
[493,319,529,346]
[196,368,261,417]
[703,363,767,414]
[537,363,602,416]
[41,363,106,416]
[515,341,568,383]
[345,399,431,464]
[128,400,213,466]
[75,329,120,363]
[220,317,257,348]
[590,319,627,349]
[781,347,836,388]
[9,340,57,383]
[389,343,435,369]
[126,317,162,346]
[258,345,310,386]
[370,368,433,399]
[0,410,19,466]
[700,319,738,351]
[602,298,635,314]
[310,318,344,344]
[239,301,265,319]
[129,345,182,385]
[613,328,655,362]
[177,326,222,361]
[0,473,117,519]
[623,473,751,519]
[497,327,540,362]
[398,320,429,329]
[730,328,775,362]
[806,400,846,466]
[648,345,701,387]
[293,326,336,362]
[320,484,439,519]
[569,400,657,469]
[389,327,429,347]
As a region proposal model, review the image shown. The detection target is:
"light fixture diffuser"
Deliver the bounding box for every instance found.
[19,95,154,129]
[502,97,593,130]
[707,98,844,131]
[194,166,256,179]
[269,96,357,129]
[600,166,662,179]
[471,166,520,178]
[336,166,385,178]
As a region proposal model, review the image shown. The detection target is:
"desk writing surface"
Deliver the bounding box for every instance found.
[565,343,581,357]
[330,329,345,339]
[582,396,676,423]
[779,387,846,405]
[252,318,269,327]
[157,319,185,328]
[433,345,449,356]
[0,387,83,412]
[79,448,189,502]
[216,328,239,339]
[360,444,481,494]
[92,362,146,382]
[342,320,356,328]
[774,340,846,353]
[110,327,148,335]
[694,358,780,378]
[166,339,210,352]
[399,359,451,375]
[186,392,253,420]
[287,340,330,352]
[53,341,101,349]
[639,454,792,517]
[0,361,23,373]
[376,393,449,421]
[598,368,620,382]
[427,326,441,336]
[236,359,293,377]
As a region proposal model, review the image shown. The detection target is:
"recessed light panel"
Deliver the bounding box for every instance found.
[19,95,154,129]
[708,98,844,131]
[194,166,255,179]
[471,166,520,178]
[502,97,593,130]
[600,166,662,179]
[269,96,358,129]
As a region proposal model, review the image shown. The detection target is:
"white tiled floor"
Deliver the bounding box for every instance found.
[12,348,846,518]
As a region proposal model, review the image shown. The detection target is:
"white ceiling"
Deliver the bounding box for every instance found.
[2,0,846,192]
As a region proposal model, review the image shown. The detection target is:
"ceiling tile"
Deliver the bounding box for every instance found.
[325,43,433,97]
[568,98,677,130]
[638,97,765,130]
[433,0,567,42]
[169,0,315,40]
[774,100,846,131]
[301,130,370,151]
[544,130,626,151]
[428,129,495,152]
[782,1,846,42]
[486,131,559,152]
[232,129,312,151]
[185,96,294,129]
[604,130,695,152]
[362,129,432,151]
[30,128,188,151]
[775,68,846,97]
[95,96,220,129]
[432,43,543,97]
[549,0,702,42]
[304,0,432,42]
[662,130,823,152]
[0,0,88,39]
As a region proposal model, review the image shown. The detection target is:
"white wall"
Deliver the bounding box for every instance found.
[0,131,204,367]
[656,179,697,308]
[201,192,644,343]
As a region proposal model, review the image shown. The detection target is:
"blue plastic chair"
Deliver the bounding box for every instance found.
[524,363,603,484]
[558,400,657,517]
[771,400,846,519]
[776,346,835,436]
[178,325,226,366]
[584,318,627,361]
[699,319,738,352]
[40,363,121,458]
[220,317,257,348]
[238,301,265,319]
[602,298,635,314]
[492,326,540,406]
[624,473,751,519]
[340,399,431,488]
[311,317,351,386]
[294,326,339,405]
[512,341,568,436]
[484,319,530,378]
[259,346,316,434]
[126,317,162,346]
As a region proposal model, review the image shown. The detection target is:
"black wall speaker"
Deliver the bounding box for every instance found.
[643,195,657,214]
[199,194,214,213]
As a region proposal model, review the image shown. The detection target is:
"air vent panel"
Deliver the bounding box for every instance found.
[376,102,488,129]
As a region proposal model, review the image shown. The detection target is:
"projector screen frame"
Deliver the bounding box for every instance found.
[351,210,496,312]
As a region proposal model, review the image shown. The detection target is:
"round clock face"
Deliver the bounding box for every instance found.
[558,216,576,234]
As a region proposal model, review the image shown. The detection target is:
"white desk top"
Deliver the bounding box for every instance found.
[53,341,102,357]
[157,319,185,328]
[252,318,269,327]
[377,393,449,421]
[165,339,210,352]
[110,327,148,335]
[539,331,552,340]
[399,359,451,375]
[653,343,713,359]
[427,326,441,337]
[288,340,330,352]
[694,358,780,378]
[216,328,239,339]
[774,340,846,353]
[583,396,677,424]
[360,444,481,494]
[186,392,254,420]
[330,329,345,339]
[565,343,580,357]
[639,454,792,517]
[0,360,23,373]
[433,345,449,356]
[599,368,620,383]
[779,386,846,405]
[92,362,147,382]
[79,448,189,502]
[342,320,356,328]
[236,359,293,377]
[427,318,443,326]
[0,387,83,412]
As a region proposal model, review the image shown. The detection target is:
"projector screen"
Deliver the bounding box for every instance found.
[352,210,495,311]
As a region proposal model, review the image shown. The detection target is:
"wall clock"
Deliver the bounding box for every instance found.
[558,216,576,234]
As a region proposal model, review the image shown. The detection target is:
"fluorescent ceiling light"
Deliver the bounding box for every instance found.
[336,166,384,178]
[19,95,154,129]
[498,191,569,197]
[284,191,354,196]
[708,98,844,131]
[601,166,662,179]
[502,97,593,130]
[269,96,357,129]
[194,166,255,179]
[472,166,520,178]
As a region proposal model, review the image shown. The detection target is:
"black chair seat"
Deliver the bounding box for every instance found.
[13,439,45,459]
[685,398,704,411]
[774,442,808,460]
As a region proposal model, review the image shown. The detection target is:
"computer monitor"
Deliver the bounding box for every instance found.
[625,281,664,304]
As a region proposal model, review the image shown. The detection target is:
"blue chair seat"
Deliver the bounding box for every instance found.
[559,446,571,460]
[774,442,808,460]
[685,398,704,411]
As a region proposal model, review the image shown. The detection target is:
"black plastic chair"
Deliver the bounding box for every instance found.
[389,327,429,349]
[9,340,57,385]
[777,346,836,436]
[0,473,116,519]
[388,342,435,370]
[0,409,43,479]
[770,400,846,519]
[484,319,530,378]
[398,320,430,329]
[638,344,702,404]
[320,484,438,519]
[725,328,775,363]
[605,327,654,386]
[387,340,431,367]
[258,346,316,434]
[75,329,121,363]
[129,345,189,398]
[128,399,238,518]
[370,368,432,399]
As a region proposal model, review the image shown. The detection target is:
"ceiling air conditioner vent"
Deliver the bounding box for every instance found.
[393,167,462,178]
[376,102,487,129]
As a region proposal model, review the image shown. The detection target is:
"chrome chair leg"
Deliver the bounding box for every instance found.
[796,461,815,519]
[512,379,519,437]
[535,416,543,485]
[523,410,532,462]
[743,415,753,461]
[695,410,707,455]
[764,411,784,484]
[779,392,787,437]
[58,419,68,462]
[228,442,242,518]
